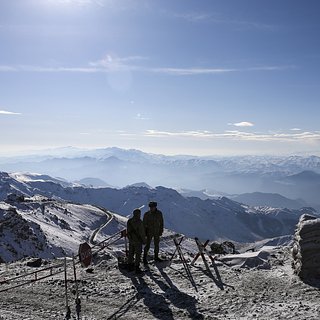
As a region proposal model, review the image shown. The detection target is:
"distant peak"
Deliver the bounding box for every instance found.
[289,170,320,179]
[126,182,153,189]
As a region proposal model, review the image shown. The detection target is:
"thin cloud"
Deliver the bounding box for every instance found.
[0,110,21,115]
[248,66,294,71]
[0,65,100,73]
[145,130,213,138]
[173,12,277,31]
[173,12,213,23]
[22,65,100,73]
[0,55,295,76]
[0,66,17,72]
[135,113,150,120]
[229,122,254,127]
[48,0,106,7]
[0,63,293,75]
[90,55,148,66]
[290,128,302,131]
[148,65,294,76]
[149,67,236,75]
[113,130,139,137]
[144,129,320,143]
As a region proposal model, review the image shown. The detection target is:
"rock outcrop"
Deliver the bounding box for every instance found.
[292,214,320,278]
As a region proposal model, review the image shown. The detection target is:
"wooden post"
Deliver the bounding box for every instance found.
[72,255,79,300]
[194,238,216,274]
[170,237,183,262]
[64,257,71,319]
[64,257,68,306]
[73,255,81,320]
[191,240,210,265]
[172,237,197,291]
[124,234,128,257]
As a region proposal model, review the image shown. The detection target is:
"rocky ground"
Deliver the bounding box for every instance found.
[1,245,320,320]
[1,198,320,319]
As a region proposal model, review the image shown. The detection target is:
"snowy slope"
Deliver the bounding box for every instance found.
[1,171,318,243]
[10,172,71,187]
[0,202,64,262]
[0,197,128,263]
[0,194,182,265]
[231,192,307,209]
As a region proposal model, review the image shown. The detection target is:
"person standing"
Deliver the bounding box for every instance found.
[127,208,146,274]
[143,201,164,263]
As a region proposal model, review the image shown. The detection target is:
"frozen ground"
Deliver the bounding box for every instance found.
[1,243,320,319]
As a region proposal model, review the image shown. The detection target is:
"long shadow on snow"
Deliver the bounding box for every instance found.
[106,292,140,320]
[117,267,175,320]
[192,261,235,291]
[148,264,204,319]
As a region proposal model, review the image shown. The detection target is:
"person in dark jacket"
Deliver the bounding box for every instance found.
[143,201,164,263]
[127,208,146,274]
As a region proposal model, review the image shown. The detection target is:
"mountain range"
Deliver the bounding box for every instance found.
[0,171,317,244]
[230,192,307,209]
[1,147,320,206]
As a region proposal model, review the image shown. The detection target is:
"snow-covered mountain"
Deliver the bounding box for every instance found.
[1,171,317,243]
[3,147,320,172]
[1,148,320,205]
[75,177,114,188]
[126,182,153,189]
[177,188,229,200]
[2,171,320,320]
[0,197,128,263]
[0,202,64,262]
[231,192,307,209]
[207,155,320,174]
[178,189,307,209]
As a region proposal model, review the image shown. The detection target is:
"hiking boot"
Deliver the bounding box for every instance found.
[143,257,148,265]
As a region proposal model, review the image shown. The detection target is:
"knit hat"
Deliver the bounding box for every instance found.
[148,201,157,208]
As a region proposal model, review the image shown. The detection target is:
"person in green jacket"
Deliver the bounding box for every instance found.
[143,201,164,263]
[127,208,146,274]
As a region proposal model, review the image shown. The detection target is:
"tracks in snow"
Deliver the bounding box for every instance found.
[89,207,114,246]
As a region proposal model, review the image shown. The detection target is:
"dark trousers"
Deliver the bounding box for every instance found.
[128,242,142,266]
[144,234,160,259]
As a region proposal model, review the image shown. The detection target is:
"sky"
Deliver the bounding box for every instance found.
[1,0,320,156]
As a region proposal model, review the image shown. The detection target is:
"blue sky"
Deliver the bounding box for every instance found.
[1,0,320,156]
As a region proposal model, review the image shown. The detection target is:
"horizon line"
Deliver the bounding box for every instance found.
[0,145,319,158]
